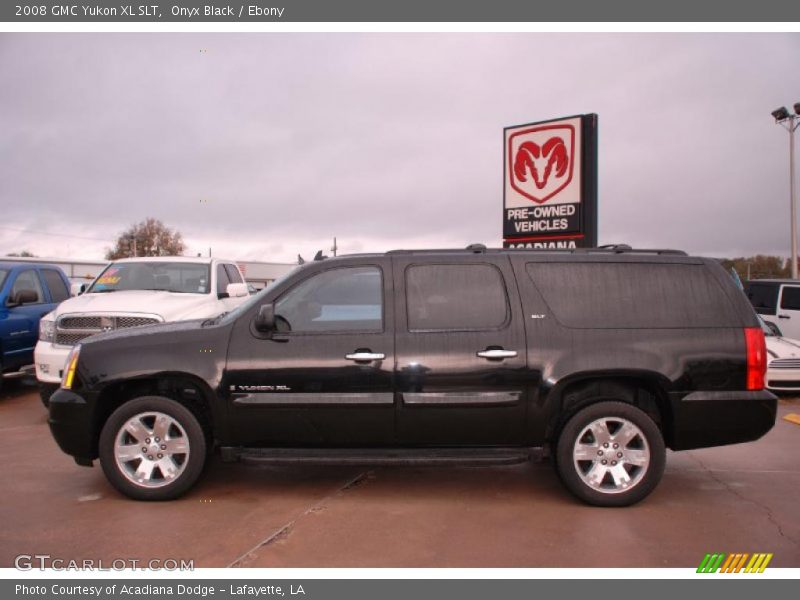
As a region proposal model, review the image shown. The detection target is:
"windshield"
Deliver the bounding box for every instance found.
[216,266,301,325]
[0,269,8,289]
[87,261,211,294]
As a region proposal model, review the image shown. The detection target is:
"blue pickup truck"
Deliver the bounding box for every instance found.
[0,262,71,392]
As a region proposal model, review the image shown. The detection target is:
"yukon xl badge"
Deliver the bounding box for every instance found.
[231,385,291,392]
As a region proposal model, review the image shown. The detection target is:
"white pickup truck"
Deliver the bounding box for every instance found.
[35,256,250,406]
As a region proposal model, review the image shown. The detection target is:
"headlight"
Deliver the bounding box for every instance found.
[61,345,81,390]
[39,317,55,343]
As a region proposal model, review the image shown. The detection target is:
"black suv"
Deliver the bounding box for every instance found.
[48,246,776,506]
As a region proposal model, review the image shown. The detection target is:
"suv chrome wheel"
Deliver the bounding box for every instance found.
[573,417,650,494]
[556,400,666,507]
[114,411,190,489]
[99,396,207,501]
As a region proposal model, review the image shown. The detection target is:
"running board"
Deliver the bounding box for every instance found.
[2,364,35,380]
[220,447,542,466]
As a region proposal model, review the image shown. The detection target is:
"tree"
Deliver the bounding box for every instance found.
[106,218,185,260]
[5,250,35,257]
[720,255,790,281]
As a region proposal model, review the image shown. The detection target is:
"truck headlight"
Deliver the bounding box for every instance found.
[61,345,81,390]
[39,317,55,343]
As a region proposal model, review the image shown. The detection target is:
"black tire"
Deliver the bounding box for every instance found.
[99,396,207,501]
[555,401,666,507]
[39,383,59,408]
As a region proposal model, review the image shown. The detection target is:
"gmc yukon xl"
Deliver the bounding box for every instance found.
[47,246,776,506]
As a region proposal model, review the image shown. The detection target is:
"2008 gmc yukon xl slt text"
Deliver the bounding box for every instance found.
[47,247,777,506]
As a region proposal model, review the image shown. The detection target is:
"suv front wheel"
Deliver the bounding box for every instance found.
[99,396,207,501]
[555,401,666,507]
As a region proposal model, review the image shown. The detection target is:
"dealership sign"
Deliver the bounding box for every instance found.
[503,114,598,249]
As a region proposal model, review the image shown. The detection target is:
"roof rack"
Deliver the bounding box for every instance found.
[575,245,688,256]
[387,243,489,256]
[386,244,688,257]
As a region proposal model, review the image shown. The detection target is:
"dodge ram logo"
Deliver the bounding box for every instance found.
[508,124,575,204]
[100,317,114,332]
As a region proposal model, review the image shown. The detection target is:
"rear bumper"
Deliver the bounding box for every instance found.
[669,390,778,450]
[48,388,95,465]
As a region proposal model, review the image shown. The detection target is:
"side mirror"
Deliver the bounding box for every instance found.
[254,303,276,333]
[226,283,249,298]
[766,321,782,337]
[8,289,38,307]
[70,283,87,296]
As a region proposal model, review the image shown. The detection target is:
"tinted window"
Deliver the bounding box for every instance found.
[406,264,508,331]
[11,270,44,304]
[216,264,231,296]
[747,282,778,316]
[526,262,740,328]
[275,267,383,333]
[88,262,210,294]
[0,269,8,289]
[780,286,800,310]
[224,264,244,284]
[42,269,69,303]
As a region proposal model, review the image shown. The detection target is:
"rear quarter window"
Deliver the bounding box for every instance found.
[526,262,740,328]
[41,269,69,303]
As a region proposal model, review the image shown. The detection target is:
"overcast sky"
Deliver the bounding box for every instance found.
[1,33,798,263]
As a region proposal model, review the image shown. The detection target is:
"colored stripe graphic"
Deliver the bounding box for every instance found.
[697,553,772,573]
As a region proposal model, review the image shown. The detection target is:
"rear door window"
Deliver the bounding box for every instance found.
[526,262,740,328]
[780,286,800,311]
[405,264,509,331]
[41,269,69,303]
[747,283,779,316]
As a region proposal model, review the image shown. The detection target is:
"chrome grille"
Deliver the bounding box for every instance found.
[55,332,90,346]
[768,358,800,369]
[117,316,160,328]
[60,316,103,329]
[55,314,161,346]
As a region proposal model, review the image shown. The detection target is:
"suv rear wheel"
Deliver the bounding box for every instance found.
[555,401,665,507]
[99,396,207,501]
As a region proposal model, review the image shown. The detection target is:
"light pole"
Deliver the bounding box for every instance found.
[772,103,800,279]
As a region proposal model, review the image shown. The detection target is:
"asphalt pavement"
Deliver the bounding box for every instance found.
[1,380,798,568]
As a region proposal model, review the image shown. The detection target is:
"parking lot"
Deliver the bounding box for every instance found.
[1,379,798,569]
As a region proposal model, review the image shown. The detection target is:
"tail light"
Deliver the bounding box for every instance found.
[744,327,766,391]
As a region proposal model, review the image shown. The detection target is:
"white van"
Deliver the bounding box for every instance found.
[35,256,249,406]
[746,279,800,340]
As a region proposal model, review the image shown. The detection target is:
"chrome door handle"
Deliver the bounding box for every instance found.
[476,349,518,360]
[345,352,386,362]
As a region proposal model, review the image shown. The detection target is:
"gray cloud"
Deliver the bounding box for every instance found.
[1,33,798,262]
